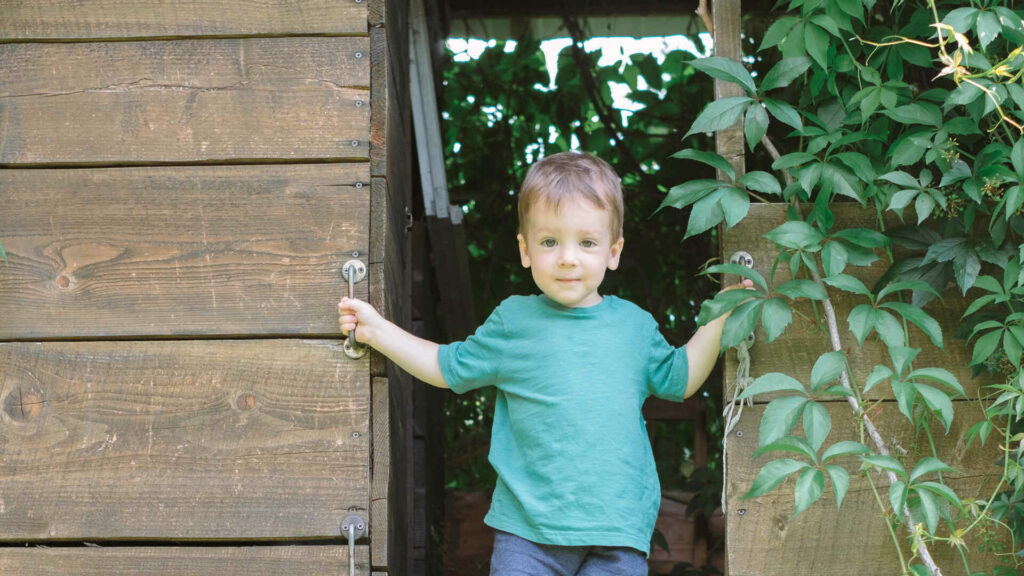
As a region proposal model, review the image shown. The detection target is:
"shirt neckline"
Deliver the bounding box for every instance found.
[538,294,614,315]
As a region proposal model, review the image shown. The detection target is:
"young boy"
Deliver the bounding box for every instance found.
[338,151,750,575]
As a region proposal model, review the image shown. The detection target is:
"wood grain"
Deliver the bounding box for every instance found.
[722,203,999,399]
[725,401,1007,575]
[0,38,370,164]
[0,545,369,575]
[0,339,370,540]
[371,377,390,570]
[0,164,369,338]
[0,1,367,40]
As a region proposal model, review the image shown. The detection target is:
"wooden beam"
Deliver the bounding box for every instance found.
[0,164,369,339]
[0,0,367,40]
[712,0,745,179]
[0,546,369,575]
[0,339,370,540]
[0,38,370,165]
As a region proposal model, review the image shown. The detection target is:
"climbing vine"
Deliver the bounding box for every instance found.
[670,1,1024,574]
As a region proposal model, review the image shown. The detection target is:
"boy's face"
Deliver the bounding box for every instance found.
[517,199,624,308]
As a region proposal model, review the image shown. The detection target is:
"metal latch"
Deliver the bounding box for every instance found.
[343,257,368,359]
[341,514,367,575]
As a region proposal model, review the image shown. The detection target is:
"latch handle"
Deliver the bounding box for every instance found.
[343,258,368,359]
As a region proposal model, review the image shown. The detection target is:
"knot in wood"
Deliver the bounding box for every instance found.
[235,392,256,411]
[4,387,44,422]
[56,274,72,289]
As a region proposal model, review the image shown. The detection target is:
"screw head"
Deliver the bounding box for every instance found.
[738,509,747,516]
[355,100,364,108]
[355,52,363,59]
[355,182,363,189]
[350,140,359,147]
[735,430,744,438]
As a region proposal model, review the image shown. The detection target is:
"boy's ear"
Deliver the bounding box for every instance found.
[607,236,624,270]
[517,233,531,268]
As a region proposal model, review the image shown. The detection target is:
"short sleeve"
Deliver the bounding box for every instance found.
[646,322,689,402]
[438,307,507,394]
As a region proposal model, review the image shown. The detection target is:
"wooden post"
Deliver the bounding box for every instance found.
[712,1,743,575]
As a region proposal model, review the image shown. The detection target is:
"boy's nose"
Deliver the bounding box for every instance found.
[557,248,578,267]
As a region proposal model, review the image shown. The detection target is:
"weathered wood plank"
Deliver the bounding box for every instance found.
[0,339,370,540]
[0,546,369,575]
[0,1,367,40]
[0,164,369,338]
[722,203,998,399]
[371,377,391,570]
[712,0,744,178]
[0,38,370,164]
[725,401,1006,575]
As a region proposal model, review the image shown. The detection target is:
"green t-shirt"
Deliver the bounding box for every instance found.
[437,294,689,556]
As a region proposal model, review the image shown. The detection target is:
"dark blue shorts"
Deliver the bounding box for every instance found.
[489,530,647,575]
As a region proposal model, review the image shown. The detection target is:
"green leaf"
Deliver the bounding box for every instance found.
[906,367,964,395]
[861,454,908,480]
[824,465,850,508]
[703,263,769,292]
[915,481,963,509]
[831,228,889,248]
[879,170,921,189]
[889,346,920,377]
[764,98,803,131]
[760,396,809,447]
[882,103,942,128]
[976,10,1002,50]
[753,435,818,461]
[742,458,809,499]
[833,152,876,183]
[760,57,813,92]
[772,152,817,171]
[759,16,801,52]
[864,365,894,393]
[802,401,831,452]
[848,304,878,345]
[915,383,954,431]
[690,57,757,95]
[697,288,761,326]
[875,310,906,349]
[685,190,725,238]
[890,480,908,515]
[685,97,754,138]
[744,103,769,151]
[804,23,829,70]
[761,297,793,342]
[722,299,763,350]
[659,179,722,211]
[738,171,782,196]
[821,242,849,277]
[915,487,940,535]
[971,328,1002,365]
[879,302,943,348]
[776,279,828,300]
[671,149,736,182]
[822,441,870,462]
[764,221,825,250]
[720,187,751,227]
[793,468,825,516]
[739,373,807,400]
[876,280,941,302]
[909,457,956,483]
[810,351,847,390]
[824,274,871,297]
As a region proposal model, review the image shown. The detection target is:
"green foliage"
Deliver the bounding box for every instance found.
[672,0,1024,572]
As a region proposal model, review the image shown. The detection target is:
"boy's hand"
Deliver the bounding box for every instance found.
[719,278,755,294]
[338,297,385,349]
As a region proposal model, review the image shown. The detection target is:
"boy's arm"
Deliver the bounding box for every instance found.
[338,297,450,389]
[682,280,754,398]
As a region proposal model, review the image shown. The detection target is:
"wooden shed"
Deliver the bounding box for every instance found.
[0,2,414,575]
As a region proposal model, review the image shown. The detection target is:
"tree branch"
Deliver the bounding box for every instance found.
[696,0,714,36]
[807,265,944,576]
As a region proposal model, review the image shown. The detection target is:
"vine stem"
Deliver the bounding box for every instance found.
[807,265,944,576]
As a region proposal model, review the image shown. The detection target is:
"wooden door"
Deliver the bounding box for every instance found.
[0,2,408,574]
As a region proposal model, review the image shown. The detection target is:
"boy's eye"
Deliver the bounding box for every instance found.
[540,238,557,247]
[580,240,597,248]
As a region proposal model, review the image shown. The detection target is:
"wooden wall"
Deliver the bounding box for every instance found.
[0,1,410,574]
[722,204,1005,575]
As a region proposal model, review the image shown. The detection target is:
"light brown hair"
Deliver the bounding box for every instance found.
[517,151,624,240]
